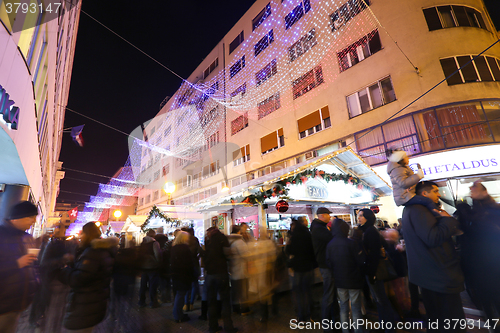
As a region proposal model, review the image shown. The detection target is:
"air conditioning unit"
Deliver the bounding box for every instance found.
[305,150,317,160]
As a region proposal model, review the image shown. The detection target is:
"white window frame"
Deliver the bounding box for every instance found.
[347,76,396,118]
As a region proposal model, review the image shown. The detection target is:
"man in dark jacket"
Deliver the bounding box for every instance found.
[0,201,39,333]
[326,219,364,333]
[60,222,118,332]
[310,207,339,330]
[204,227,237,333]
[138,229,162,308]
[286,217,316,322]
[402,181,465,333]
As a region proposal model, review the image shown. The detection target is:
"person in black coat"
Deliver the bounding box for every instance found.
[402,181,465,333]
[170,231,195,323]
[0,201,39,333]
[357,208,398,332]
[60,222,118,332]
[286,217,316,322]
[326,219,364,333]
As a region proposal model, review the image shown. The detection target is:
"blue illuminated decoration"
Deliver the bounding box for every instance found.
[0,84,20,130]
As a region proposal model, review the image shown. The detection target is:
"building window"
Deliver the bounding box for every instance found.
[440,55,500,86]
[423,5,487,31]
[254,30,274,57]
[153,191,159,201]
[337,30,381,71]
[231,112,249,135]
[145,195,151,204]
[292,65,324,99]
[298,106,331,139]
[201,107,218,127]
[256,59,277,86]
[162,164,170,176]
[258,92,281,119]
[289,29,317,62]
[203,160,220,179]
[252,3,272,31]
[154,154,160,163]
[230,83,247,100]
[284,0,311,30]
[164,125,171,137]
[261,128,285,155]
[330,0,369,31]
[203,58,219,79]
[154,170,160,181]
[347,76,396,118]
[139,198,144,206]
[233,145,251,166]
[206,132,220,150]
[150,127,155,136]
[230,55,246,78]
[229,31,244,54]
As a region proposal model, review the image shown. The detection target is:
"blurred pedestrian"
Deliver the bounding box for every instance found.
[59,222,118,332]
[326,219,364,333]
[286,217,316,323]
[183,227,203,312]
[311,207,340,331]
[0,201,39,333]
[170,231,195,323]
[138,229,162,308]
[227,225,250,315]
[155,233,172,303]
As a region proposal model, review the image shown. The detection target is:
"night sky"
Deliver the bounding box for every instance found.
[58,0,500,207]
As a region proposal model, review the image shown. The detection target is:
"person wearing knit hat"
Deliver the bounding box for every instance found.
[0,201,39,332]
[386,149,443,217]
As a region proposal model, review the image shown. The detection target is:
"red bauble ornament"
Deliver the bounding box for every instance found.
[276,200,289,213]
[370,206,380,214]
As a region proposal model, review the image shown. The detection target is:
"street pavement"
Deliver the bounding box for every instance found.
[15,278,490,333]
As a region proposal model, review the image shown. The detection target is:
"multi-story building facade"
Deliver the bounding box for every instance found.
[135,0,500,224]
[0,0,81,235]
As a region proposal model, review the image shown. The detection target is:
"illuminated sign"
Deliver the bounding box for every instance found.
[373,145,500,182]
[307,184,328,199]
[0,84,20,130]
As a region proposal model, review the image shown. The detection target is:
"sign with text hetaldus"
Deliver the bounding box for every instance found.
[373,145,500,183]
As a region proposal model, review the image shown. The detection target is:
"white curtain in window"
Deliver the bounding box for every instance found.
[356,127,384,150]
[382,115,416,142]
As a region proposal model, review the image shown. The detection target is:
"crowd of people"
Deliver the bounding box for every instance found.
[1,158,499,333]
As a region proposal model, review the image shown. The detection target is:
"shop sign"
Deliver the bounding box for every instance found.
[307,184,328,199]
[0,84,20,130]
[373,145,500,182]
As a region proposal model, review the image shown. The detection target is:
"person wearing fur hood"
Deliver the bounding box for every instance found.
[59,222,118,332]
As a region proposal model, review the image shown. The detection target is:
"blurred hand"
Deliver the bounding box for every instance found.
[17,254,37,268]
[416,163,422,169]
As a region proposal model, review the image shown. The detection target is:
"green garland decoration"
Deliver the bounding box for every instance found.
[141,205,181,233]
[239,169,378,205]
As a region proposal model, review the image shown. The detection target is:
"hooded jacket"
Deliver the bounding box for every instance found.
[358,219,383,280]
[139,236,162,270]
[286,222,316,272]
[387,161,423,206]
[227,234,249,280]
[326,220,364,289]
[310,218,333,269]
[0,221,39,315]
[60,237,118,330]
[402,205,464,294]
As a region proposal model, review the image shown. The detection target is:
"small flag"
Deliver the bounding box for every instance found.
[68,207,79,220]
[71,125,85,147]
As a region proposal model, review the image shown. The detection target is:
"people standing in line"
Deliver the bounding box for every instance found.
[204,226,237,333]
[227,225,251,316]
[310,207,340,331]
[138,229,162,308]
[455,180,500,332]
[183,227,203,312]
[286,217,316,323]
[0,201,39,333]
[170,231,195,323]
[59,222,118,332]
[154,233,172,303]
[357,208,399,333]
[402,181,465,333]
[326,219,364,333]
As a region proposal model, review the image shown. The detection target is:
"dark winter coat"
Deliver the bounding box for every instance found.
[139,236,161,270]
[170,243,195,291]
[188,236,203,277]
[204,228,231,275]
[326,220,364,289]
[60,237,118,330]
[402,205,464,294]
[358,220,383,280]
[0,221,39,315]
[286,223,316,272]
[456,196,500,292]
[310,218,333,269]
